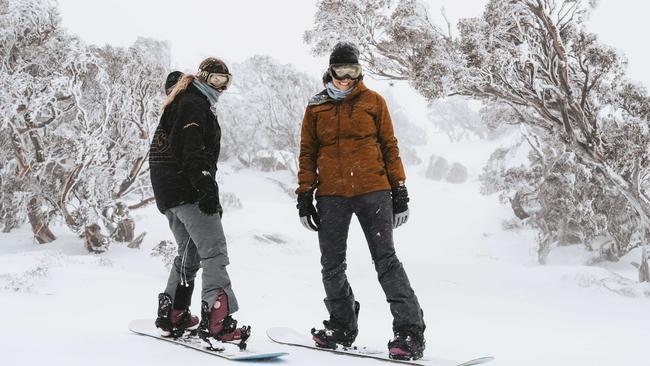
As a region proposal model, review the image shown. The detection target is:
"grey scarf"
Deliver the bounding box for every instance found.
[326,81,354,101]
[192,79,222,112]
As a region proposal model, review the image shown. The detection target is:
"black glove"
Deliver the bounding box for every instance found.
[297,190,320,231]
[195,176,223,217]
[391,185,410,229]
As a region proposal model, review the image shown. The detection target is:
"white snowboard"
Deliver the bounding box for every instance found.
[266,326,494,366]
[128,319,288,361]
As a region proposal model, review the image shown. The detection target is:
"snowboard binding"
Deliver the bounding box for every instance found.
[200,324,251,351]
[387,325,425,361]
[199,298,251,350]
[155,293,199,339]
[311,301,360,350]
[311,324,358,350]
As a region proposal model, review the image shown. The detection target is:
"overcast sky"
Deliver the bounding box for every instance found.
[57,0,650,88]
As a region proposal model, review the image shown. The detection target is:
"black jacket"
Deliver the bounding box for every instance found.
[149,83,221,213]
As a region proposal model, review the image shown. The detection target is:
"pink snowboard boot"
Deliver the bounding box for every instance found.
[199,292,251,349]
[155,293,199,337]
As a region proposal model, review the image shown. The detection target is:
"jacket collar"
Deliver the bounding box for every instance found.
[308,80,368,107]
[344,80,367,101]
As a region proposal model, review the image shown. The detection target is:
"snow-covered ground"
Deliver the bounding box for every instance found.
[3,154,649,365]
[2,86,650,366]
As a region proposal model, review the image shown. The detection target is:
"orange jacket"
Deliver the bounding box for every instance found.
[296,81,406,197]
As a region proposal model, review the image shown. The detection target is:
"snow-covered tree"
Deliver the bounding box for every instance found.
[427,97,489,141]
[0,0,168,250]
[0,0,86,242]
[218,55,321,173]
[306,0,650,262]
[66,39,169,241]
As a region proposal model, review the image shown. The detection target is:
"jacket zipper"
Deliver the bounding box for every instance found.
[336,103,346,195]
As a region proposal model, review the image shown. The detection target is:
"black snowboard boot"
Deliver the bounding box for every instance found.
[387,325,425,361]
[311,301,360,349]
[155,287,199,338]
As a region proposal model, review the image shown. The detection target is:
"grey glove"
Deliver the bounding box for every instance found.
[391,185,410,229]
[297,190,320,231]
[393,209,410,229]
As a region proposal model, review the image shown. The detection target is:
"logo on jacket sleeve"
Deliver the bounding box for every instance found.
[152,128,170,153]
[308,91,330,106]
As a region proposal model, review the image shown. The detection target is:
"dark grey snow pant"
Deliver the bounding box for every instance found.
[316,190,425,331]
[163,203,238,313]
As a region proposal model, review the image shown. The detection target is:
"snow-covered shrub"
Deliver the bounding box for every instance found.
[425,155,468,183]
[400,146,423,165]
[447,163,468,184]
[220,192,243,211]
[0,265,49,292]
[425,155,449,181]
[151,240,177,269]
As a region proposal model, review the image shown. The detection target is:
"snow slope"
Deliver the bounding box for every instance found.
[3,158,649,366]
[2,87,650,365]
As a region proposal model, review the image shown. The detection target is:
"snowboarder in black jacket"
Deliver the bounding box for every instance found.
[149,59,250,346]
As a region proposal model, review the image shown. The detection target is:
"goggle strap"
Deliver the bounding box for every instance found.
[198,69,229,80]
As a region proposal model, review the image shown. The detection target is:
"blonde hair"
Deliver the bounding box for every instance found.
[161,74,196,111]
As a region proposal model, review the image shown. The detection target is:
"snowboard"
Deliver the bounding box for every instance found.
[266,327,494,366]
[128,319,288,361]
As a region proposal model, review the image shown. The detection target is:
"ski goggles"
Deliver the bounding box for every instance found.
[329,64,363,80]
[198,69,233,90]
[206,72,232,90]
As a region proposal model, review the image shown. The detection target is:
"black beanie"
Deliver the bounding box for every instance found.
[329,42,360,65]
[165,71,183,95]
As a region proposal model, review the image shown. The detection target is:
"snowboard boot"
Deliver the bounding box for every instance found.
[155,293,199,338]
[199,292,251,350]
[387,325,425,361]
[311,301,360,349]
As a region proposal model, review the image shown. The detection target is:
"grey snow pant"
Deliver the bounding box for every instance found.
[163,203,238,313]
[316,190,425,331]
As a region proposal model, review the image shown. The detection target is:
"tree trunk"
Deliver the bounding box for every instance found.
[84,224,109,253]
[27,197,56,244]
[127,232,146,249]
[537,234,553,265]
[128,197,155,210]
[59,164,83,230]
[115,218,135,242]
[509,192,530,220]
[639,247,650,283]
[114,154,147,199]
